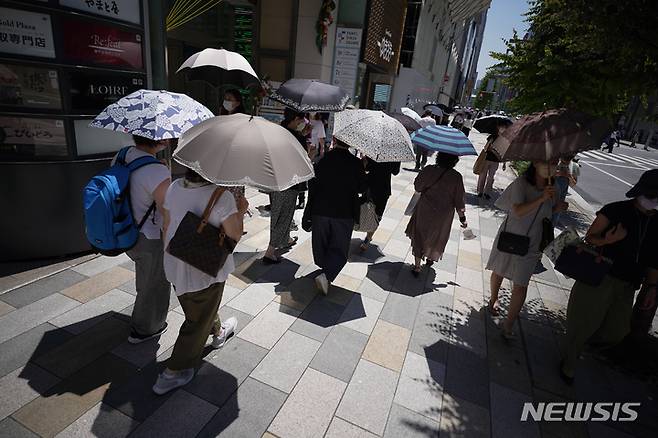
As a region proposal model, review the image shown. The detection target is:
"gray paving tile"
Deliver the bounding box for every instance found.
[0,364,59,421]
[0,293,79,344]
[487,336,533,395]
[309,325,368,382]
[325,417,379,438]
[269,368,347,438]
[0,300,14,317]
[394,351,445,422]
[71,254,131,277]
[384,403,441,438]
[490,383,540,438]
[112,311,185,368]
[379,293,420,330]
[289,296,345,342]
[0,417,38,438]
[1,270,87,308]
[34,317,131,379]
[186,337,268,407]
[117,279,137,295]
[0,323,73,378]
[50,289,134,335]
[335,359,399,435]
[250,331,320,393]
[237,302,301,349]
[198,378,286,438]
[130,390,217,438]
[119,260,136,272]
[408,292,453,364]
[444,345,489,409]
[358,277,390,303]
[12,353,136,438]
[337,294,384,335]
[54,402,140,438]
[439,392,491,438]
[532,389,588,438]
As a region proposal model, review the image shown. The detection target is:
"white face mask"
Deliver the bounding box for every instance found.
[296,121,306,132]
[223,100,237,112]
[638,196,658,211]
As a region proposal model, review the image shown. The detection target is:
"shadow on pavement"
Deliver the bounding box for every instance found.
[17,311,239,436]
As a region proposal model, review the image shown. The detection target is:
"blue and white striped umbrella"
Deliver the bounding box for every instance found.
[411,125,477,156]
[90,89,214,140]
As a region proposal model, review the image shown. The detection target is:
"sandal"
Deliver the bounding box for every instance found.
[411,265,422,277]
[359,238,371,252]
[280,236,298,250]
[262,256,281,265]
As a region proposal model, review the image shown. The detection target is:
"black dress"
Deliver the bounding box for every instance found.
[365,158,401,217]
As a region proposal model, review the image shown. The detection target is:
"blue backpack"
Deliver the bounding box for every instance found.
[83,146,163,256]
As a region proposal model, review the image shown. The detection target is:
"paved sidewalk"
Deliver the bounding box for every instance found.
[0,132,656,438]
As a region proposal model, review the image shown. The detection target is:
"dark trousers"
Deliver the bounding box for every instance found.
[415,149,428,169]
[631,286,658,337]
[311,215,354,282]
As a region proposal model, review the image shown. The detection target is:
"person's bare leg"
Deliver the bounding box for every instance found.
[503,284,528,333]
[489,272,504,315]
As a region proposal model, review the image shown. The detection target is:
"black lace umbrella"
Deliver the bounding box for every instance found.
[269,79,350,112]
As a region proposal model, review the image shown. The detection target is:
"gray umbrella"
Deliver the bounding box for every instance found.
[173,114,314,191]
[269,79,350,112]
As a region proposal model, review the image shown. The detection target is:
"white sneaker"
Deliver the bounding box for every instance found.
[315,273,329,295]
[211,317,237,348]
[152,368,194,395]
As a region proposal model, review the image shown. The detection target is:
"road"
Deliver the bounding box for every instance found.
[573,145,658,210]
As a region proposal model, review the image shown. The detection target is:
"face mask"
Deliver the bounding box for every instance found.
[223,100,237,112]
[638,196,658,211]
[296,121,306,132]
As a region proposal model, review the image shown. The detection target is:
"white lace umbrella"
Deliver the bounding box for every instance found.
[401,107,422,123]
[173,114,314,191]
[333,109,415,163]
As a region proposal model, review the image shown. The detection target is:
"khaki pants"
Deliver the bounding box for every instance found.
[168,282,225,371]
[476,161,499,195]
[561,275,635,376]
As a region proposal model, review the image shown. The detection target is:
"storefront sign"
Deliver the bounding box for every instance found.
[68,71,144,111]
[62,18,143,70]
[332,27,362,97]
[0,8,56,58]
[60,0,142,25]
[0,116,67,156]
[74,119,133,156]
[362,0,406,75]
[0,63,61,110]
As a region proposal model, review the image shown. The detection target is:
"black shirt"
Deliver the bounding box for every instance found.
[598,200,658,286]
[310,148,367,219]
[365,158,400,199]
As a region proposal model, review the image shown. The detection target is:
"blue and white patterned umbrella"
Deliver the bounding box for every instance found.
[411,125,477,156]
[90,89,214,140]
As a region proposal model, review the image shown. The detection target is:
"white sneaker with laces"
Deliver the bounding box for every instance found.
[315,273,329,295]
[211,317,237,348]
[152,368,194,395]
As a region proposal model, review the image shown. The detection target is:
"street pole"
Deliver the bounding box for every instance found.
[148,0,168,90]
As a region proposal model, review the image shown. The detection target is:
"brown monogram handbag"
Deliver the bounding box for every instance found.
[166,187,237,277]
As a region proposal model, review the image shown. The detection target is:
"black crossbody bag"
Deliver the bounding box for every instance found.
[497,204,543,256]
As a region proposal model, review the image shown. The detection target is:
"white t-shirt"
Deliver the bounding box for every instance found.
[310,119,326,148]
[163,179,238,295]
[112,147,170,240]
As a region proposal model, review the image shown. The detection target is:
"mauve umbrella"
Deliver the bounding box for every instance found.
[490,109,612,161]
[172,114,314,191]
[176,48,260,88]
[388,112,422,132]
[473,114,513,135]
[423,105,444,118]
[269,79,350,112]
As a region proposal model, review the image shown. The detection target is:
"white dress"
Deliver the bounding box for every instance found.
[486,177,553,287]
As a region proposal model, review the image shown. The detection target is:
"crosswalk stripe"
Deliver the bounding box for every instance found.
[624,155,658,167]
[612,154,651,168]
[579,150,607,160]
[586,150,627,163]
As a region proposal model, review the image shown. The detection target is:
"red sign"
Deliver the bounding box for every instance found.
[61,18,143,70]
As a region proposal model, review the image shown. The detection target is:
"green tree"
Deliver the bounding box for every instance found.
[491,0,658,119]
